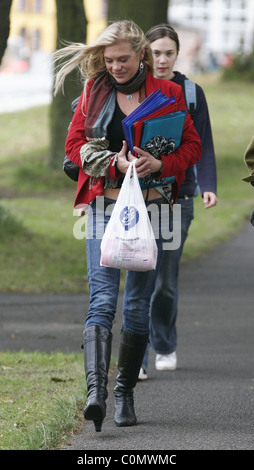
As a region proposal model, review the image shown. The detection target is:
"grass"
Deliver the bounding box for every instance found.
[0,106,87,293]
[0,197,88,293]
[182,73,254,259]
[0,73,254,449]
[0,351,85,450]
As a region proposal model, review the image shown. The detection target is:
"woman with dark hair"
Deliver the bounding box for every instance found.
[139,24,217,379]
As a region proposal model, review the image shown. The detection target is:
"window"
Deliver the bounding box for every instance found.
[33,29,41,50]
[34,0,42,12]
[18,0,26,10]
[20,27,27,40]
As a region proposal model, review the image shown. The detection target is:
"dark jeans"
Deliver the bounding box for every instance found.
[142,197,194,368]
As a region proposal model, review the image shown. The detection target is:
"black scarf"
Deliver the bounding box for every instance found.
[108,64,148,94]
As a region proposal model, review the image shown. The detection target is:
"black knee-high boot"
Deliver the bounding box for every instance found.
[114,329,149,427]
[83,325,112,432]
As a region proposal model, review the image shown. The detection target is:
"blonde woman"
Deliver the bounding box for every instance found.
[54,20,202,432]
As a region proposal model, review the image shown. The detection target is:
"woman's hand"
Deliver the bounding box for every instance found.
[131,146,162,176]
[115,141,129,174]
[116,141,162,178]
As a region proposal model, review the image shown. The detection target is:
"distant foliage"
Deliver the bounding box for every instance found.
[222,51,254,81]
[0,205,26,241]
[107,0,169,33]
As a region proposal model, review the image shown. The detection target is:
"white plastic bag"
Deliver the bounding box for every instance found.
[100,160,158,271]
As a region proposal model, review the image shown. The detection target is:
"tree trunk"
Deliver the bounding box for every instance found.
[49,0,87,169]
[107,0,169,33]
[0,0,12,65]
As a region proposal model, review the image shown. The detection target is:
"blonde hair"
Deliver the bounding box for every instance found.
[53,20,153,95]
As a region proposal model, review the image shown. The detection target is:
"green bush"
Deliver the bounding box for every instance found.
[0,205,27,241]
[222,50,254,81]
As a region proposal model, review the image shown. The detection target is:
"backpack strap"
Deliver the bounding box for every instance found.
[183,79,199,196]
[183,79,197,121]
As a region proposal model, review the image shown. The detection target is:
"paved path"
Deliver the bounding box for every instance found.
[1,222,254,451]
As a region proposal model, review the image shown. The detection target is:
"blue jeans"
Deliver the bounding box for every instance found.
[142,197,194,369]
[85,196,174,335]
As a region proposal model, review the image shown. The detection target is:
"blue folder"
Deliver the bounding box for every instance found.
[139,110,187,189]
[140,111,187,148]
[122,90,176,152]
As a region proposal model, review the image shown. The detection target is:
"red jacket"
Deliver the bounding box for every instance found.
[65,72,202,208]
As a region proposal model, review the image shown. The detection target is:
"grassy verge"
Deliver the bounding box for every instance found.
[0,197,88,293]
[0,106,87,293]
[182,73,254,259]
[0,351,85,450]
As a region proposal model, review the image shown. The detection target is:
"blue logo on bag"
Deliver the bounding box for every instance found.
[120,206,139,230]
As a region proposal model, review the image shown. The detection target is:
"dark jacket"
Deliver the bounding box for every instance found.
[243,134,254,185]
[171,71,217,198]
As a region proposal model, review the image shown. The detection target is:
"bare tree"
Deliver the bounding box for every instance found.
[107,0,169,33]
[0,0,13,65]
[49,0,87,169]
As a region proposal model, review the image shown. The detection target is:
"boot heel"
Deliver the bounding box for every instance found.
[84,402,105,431]
[94,419,103,432]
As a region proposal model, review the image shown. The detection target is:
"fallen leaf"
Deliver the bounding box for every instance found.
[1,397,14,403]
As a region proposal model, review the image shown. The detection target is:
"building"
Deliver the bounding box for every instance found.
[8,0,107,53]
[6,0,254,74]
[169,0,254,71]
[9,0,56,54]
[2,0,107,73]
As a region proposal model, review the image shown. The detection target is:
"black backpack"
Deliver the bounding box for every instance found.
[62,96,81,181]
